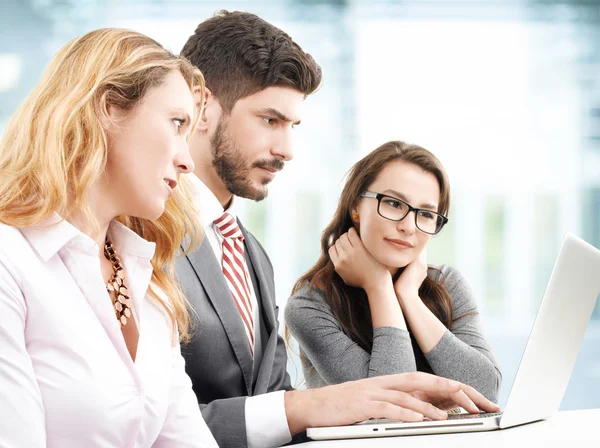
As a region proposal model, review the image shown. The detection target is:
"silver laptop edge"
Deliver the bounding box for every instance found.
[307,232,600,440]
[499,232,600,428]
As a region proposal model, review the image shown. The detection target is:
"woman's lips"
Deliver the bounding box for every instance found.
[385,238,414,249]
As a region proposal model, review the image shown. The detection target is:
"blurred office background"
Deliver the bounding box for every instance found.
[1,0,599,410]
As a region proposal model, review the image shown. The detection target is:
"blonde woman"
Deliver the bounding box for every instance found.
[0,29,217,447]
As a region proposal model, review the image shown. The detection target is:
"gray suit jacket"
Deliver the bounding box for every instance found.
[175,221,292,448]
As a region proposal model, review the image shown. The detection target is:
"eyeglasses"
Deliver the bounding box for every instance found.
[360,190,448,235]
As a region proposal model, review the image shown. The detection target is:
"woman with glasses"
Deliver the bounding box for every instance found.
[285,141,501,402]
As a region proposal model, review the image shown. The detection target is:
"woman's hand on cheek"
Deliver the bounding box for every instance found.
[394,247,428,303]
[328,227,390,291]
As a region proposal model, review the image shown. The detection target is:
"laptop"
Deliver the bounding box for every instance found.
[307,232,600,440]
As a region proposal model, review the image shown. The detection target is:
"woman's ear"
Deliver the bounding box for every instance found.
[351,208,359,223]
[97,102,123,136]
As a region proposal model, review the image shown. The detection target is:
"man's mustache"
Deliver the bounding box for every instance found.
[253,159,285,172]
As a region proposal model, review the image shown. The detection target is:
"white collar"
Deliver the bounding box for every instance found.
[21,213,156,262]
[186,174,237,230]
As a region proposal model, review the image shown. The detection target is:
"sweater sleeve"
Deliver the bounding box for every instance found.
[284,286,416,385]
[423,265,502,402]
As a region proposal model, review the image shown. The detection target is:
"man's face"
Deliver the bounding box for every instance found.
[210,86,304,201]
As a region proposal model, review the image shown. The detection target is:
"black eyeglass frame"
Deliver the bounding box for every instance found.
[360,190,449,235]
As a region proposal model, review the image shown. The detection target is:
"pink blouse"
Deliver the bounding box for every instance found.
[0,216,217,447]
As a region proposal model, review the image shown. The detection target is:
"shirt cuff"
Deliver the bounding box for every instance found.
[245,391,292,448]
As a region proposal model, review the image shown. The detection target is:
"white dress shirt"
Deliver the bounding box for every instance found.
[0,215,217,448]
[188,174,292,448]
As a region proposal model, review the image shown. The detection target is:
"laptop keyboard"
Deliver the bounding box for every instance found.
[446,411,503,420]
[360,411,503,425]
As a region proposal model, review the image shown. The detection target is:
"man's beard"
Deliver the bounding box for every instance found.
[210,117,284,201]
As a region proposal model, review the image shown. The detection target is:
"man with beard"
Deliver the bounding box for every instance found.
[176,10,500,448]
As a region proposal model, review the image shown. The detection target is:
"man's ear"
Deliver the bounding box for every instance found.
[194,86,217,132]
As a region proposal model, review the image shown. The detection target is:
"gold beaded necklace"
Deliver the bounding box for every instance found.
[104,238,132,326]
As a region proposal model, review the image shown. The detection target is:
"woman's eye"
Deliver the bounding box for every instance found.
[263,117,276,125]
[385,200,402,209]
[172,118,185,132]
[420,211,435,220]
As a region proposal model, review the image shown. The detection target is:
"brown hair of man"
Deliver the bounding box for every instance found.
[181,10,322,113]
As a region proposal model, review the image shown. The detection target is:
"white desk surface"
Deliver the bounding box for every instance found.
[299,409,600,447]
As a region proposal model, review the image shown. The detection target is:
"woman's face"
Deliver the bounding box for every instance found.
[353,160,441,270]
[103,70,196,220]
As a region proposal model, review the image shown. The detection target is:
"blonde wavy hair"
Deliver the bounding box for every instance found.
[0,28,205,343]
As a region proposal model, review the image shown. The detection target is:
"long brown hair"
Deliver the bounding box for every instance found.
[291,141,453,352]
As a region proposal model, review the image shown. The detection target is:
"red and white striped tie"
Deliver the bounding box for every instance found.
[214,212,254,355]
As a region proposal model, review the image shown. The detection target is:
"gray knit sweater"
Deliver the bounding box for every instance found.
[284,265,502,402]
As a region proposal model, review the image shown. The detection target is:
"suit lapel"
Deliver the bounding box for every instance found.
[185,239,254,394]
[239,222,279,392]
[239,223,275,332]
